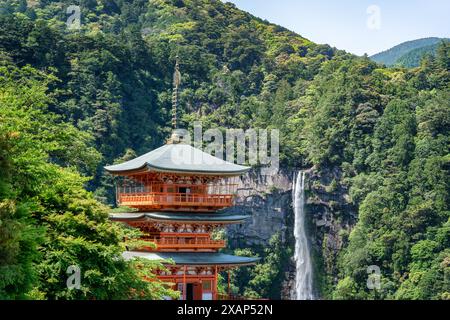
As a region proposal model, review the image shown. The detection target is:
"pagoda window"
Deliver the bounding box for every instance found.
[202,280,212,291]
[202,292,213,301]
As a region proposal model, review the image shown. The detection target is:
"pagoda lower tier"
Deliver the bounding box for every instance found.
[123,252,259,300]
[110,211,259,300]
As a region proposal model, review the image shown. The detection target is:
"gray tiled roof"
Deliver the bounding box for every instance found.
[109,213,145,220]
[104,143,250,175]
[122,251,260,266]
[109,211,251,223]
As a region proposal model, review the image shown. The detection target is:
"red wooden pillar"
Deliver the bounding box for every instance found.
[214,265,218,300]
[183,265,187,300]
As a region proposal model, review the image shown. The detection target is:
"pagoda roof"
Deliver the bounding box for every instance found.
[109,211,251,223]
[104,143,250,176]
[122,251,260,266]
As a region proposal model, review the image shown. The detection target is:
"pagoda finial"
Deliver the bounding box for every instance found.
[172,56,181,130]
[168,56,183,144]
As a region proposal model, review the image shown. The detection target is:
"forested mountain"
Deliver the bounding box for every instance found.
[370,37,449,67]
[0,0,449,300]
[395,41,449,68]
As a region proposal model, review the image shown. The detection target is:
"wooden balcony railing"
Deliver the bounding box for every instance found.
[117,183,238,196]
[217,294,268,301]
[142,237,226,251]
[118,192,234,210]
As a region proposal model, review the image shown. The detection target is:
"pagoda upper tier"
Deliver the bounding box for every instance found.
[105,143,250,212]
[104,143,250,176]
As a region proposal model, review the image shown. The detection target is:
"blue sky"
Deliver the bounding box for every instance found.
[223,0,450,56]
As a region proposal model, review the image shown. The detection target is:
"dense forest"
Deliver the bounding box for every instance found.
[0,0,449,300]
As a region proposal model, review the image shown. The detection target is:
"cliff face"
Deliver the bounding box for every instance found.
[305,167,357,297]
[225,167,356,299]
[226,170,294,247]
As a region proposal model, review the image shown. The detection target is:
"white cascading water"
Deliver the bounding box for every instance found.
[293,171,315,300]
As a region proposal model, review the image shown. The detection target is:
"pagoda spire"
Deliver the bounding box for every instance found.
[172,56,181,130]
[168,56,184,144]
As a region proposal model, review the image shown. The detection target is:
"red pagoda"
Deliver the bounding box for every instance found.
[105,59,258,300]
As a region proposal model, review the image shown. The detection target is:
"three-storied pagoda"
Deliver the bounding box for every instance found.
[105,59,258,300]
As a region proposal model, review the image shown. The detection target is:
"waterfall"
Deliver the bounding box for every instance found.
[293,171,314,300]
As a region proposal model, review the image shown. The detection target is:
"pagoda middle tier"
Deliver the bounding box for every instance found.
[110,211,251,252]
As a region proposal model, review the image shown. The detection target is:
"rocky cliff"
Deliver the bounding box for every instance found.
[226,170,294,247]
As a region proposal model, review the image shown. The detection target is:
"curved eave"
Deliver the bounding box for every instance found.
[109,213,145,221]
[146,163,250,176]
[104,163,250,177]
[109,212,251,224]
[122,251,260,266]
[103,165,149,176]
